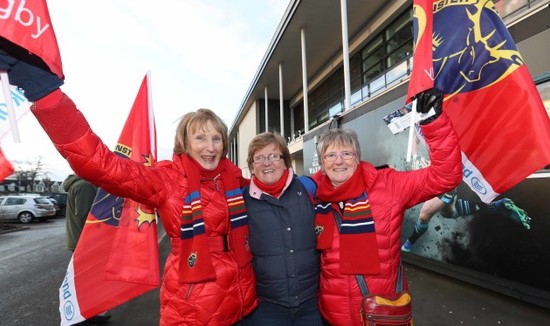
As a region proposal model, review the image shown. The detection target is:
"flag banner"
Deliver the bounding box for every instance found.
[408,0,550,203]
[0,86,30,140]
[0,0,64,78]
[0,146,14,181]
[59,74,159,325]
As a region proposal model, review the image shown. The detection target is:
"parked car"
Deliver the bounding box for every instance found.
[0,195,56,223]
[47,197,61,216]
[44,192,68,216]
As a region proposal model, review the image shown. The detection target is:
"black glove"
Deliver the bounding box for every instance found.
[415,88,443,125]
[0,50,64,101]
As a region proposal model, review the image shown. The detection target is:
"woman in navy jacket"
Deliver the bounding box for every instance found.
[243,132,322,325]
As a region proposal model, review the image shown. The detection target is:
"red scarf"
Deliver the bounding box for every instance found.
[314,165,381,274]
[179,154,252,283]
[253,169,289,198]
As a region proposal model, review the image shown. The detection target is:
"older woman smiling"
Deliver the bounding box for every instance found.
[311,88,462,325]
[243,132,322,325]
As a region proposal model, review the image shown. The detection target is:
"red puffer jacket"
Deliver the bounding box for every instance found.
[32,91,257,325]
[312,113,461,326]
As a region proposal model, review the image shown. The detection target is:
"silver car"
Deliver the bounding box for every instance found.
[0,195,56,223]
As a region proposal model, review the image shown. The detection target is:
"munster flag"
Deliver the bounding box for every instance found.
[0,147,14,181]
[59,74,159,325]
[0,0,63,78]
[408,0,550,202]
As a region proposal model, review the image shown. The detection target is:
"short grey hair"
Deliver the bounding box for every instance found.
[316,128,361,164]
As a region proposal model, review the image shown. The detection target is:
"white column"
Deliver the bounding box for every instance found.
[279,63,285,137]
[234,132,238,165]
[301,28,310,132]
[229,139,233,161]
[340,0,351,111]
[264,87,269,132]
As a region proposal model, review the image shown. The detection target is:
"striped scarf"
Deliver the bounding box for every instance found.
[314,164,381,274]
[179,155,252,283]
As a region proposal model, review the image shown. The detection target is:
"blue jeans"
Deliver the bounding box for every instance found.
[243,297,324,326]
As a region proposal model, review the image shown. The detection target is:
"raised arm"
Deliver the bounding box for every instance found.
[0,49,168,206]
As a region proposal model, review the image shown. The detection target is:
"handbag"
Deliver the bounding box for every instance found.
[356,268,413,326]
[332,210,413,326]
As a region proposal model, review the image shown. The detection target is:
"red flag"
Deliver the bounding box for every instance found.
[59,74,158,325]
[0,0,63,78]
[407,0,550,202]
[0,147,14,181]
[406,0,433,102]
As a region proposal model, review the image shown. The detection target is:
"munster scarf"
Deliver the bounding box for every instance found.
[179,154,252,283]
[315,165,381,274]
[253,168,290,198]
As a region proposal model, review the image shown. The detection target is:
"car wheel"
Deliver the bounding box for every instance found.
[18,212,34,224]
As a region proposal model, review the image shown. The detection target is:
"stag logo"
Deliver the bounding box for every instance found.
[85,188,123,227]
[432,0,523,96]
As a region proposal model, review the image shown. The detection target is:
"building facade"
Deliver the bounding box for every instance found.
[229,0,550,308]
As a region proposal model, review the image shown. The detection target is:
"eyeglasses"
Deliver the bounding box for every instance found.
[253,153,283,164]
[323,151,356,162]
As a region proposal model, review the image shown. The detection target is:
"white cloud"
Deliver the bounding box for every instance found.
[1,0,289,181]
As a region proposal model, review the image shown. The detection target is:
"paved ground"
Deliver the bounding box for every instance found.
[405,263,550,325]
[3,222,549,325]
[0,223,28,234]
[105,233,550,325]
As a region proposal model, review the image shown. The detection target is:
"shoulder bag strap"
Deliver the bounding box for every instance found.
[332,204,404,295]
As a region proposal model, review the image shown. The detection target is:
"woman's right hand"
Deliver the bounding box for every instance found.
[0,49,64,101]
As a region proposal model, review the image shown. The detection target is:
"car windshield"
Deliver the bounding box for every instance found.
[35,197,53,204]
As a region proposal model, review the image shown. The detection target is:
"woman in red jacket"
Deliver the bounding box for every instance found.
[311,89,462,325]
[0,51,257,325]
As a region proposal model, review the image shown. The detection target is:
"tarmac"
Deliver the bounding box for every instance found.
[102,227,550,326]
[4,221,546,325]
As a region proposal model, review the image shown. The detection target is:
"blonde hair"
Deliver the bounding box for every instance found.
[173,108,229,157]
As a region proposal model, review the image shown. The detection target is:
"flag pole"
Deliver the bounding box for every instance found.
[0,71,21,143]
[406,99,417,162]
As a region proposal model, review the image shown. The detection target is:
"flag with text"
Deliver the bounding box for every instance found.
[0,0,63,78]
[59,74,159,325]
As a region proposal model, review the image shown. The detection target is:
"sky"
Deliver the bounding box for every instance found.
[1,0,289,182]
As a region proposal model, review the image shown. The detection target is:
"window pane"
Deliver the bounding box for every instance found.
[387,43,413,68]
[386,10,412,40]
[362,35,383,58]
[386,61,408,84]
[370,75,385,93]
[536,78,550,118]
[363,46,385,72]
[363,62,384,84]
[494,0,528,17]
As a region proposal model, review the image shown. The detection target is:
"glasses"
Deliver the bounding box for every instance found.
[323,151,356,162]
[253,153,283,164]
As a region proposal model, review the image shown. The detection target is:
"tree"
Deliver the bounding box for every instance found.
[12,156,50,193]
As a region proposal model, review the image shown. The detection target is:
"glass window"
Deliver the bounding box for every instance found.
[387,42,413,68]
[35,197,52,204]
[386,60,409,84]
[535,76,550,118]
[305,9,414,130]
[494,0,528,17]
[5,198,24,205]
[329,102,343,117]
[361,9,413,87]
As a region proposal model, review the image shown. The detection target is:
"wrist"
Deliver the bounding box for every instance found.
[34,88,63,108]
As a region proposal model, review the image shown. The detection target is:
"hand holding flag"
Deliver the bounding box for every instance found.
[0,49,64,101]
[407,0,550,202]
[0,0,63,142]
[58,74,159,326]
